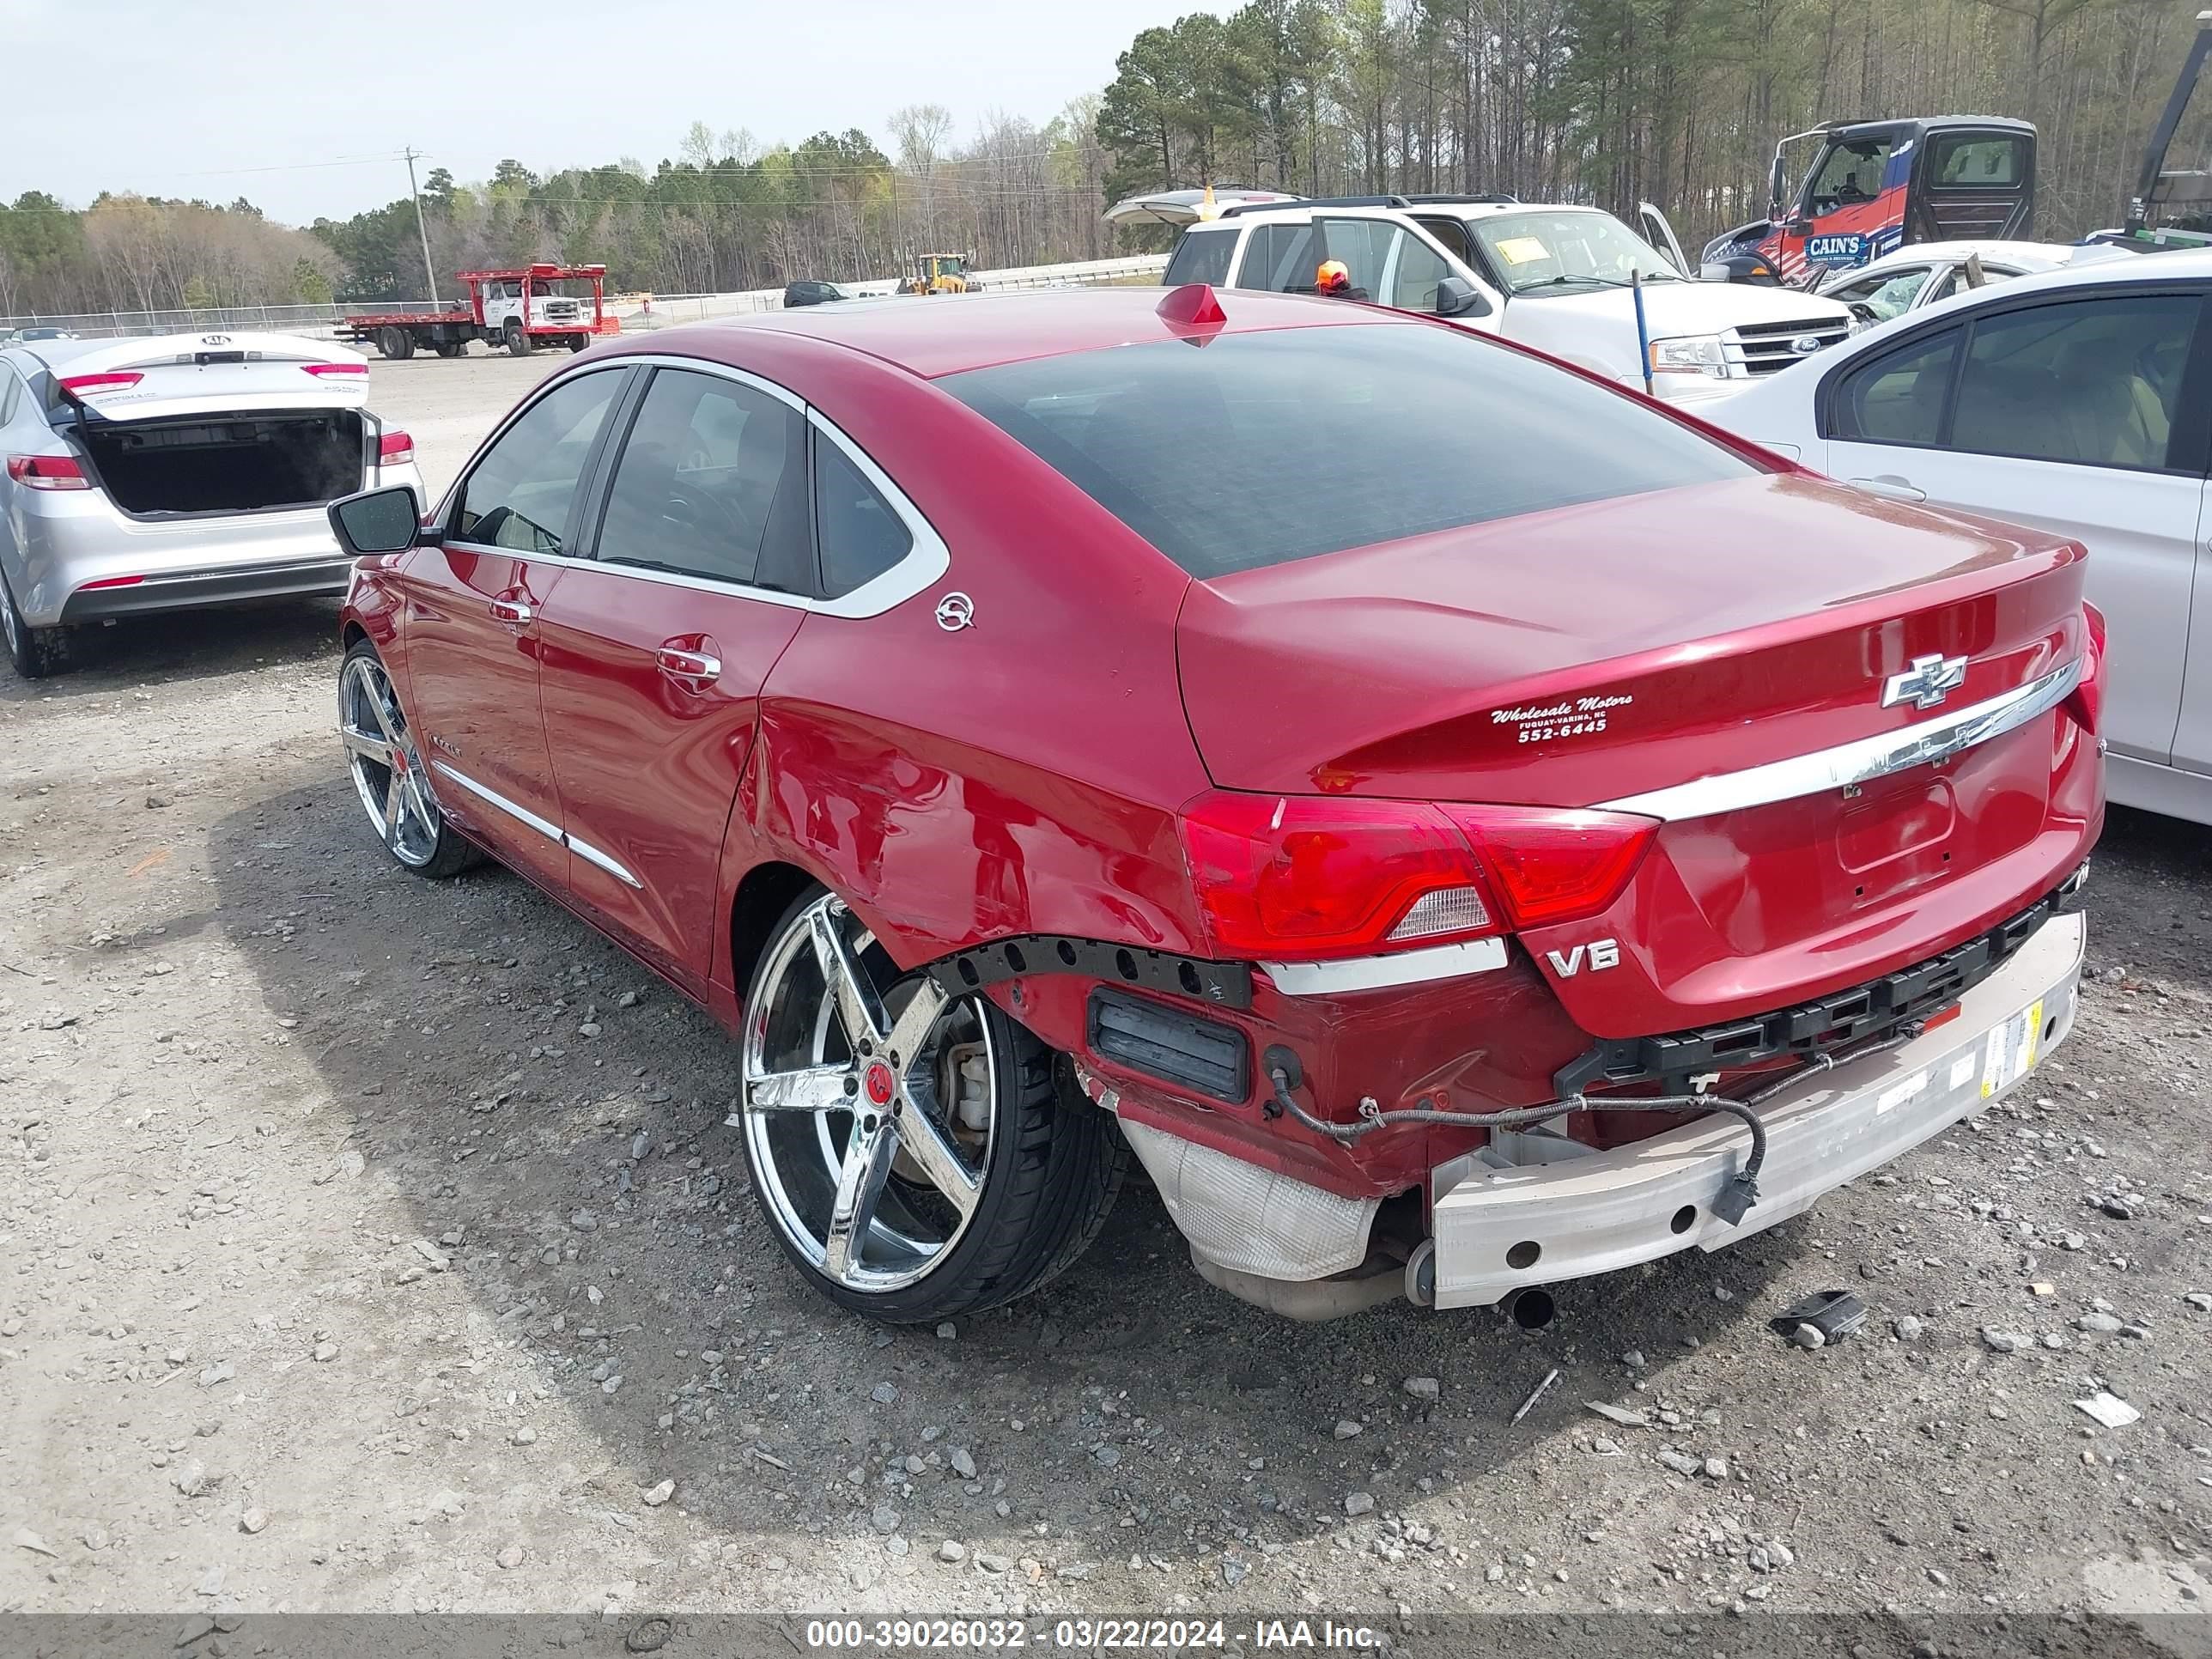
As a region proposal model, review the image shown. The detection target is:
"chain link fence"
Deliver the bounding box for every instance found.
[2,255,1172,343]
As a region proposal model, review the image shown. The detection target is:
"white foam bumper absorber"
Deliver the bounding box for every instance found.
[1116,1116,1379,1281]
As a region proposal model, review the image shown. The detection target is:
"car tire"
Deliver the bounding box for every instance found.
[337,641,481,879]
[0,567,73,678]
[435,339,466,358]
[504,324,532,357]
[570,335,592,353]
[738,885,1128,1322]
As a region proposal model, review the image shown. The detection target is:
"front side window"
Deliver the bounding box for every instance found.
[1923,263,2024,307]
[1949,293,2196,468]
[1388,234,1452,312]
[452,370,623,554]
[1828,292,2199,469]
[1468,210,1680,295]
[1808,137,1895,213]
[1830,266,1932,321]
[1164,228,1236,289]
[944,323,1756,579]
[1832,327,1960,447]
[595,368,805,586]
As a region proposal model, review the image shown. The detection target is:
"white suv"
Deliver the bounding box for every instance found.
[1160,196,1859,403]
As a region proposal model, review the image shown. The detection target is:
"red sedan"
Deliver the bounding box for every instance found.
[328,284,2101,1326]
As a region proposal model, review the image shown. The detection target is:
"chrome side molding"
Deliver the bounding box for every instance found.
[431,759,644,888]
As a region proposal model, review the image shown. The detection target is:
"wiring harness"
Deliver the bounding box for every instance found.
[1264,1021,1923,1228]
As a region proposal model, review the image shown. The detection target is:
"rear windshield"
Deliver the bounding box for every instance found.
[941,322,1755,577]
[1163,228,1237,288]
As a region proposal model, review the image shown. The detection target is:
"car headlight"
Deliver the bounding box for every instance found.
[1647,333,1728,376]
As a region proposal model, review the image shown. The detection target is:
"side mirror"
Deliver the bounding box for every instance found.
[330,485,426,557]
[1768,155,1788,216]
[1435,276,1492,319]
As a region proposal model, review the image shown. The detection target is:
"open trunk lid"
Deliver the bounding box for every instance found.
[42,331,371,422]
[1176,472,2099,1034]
[80,409,369,519]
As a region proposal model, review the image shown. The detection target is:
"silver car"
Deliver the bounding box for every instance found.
[0,331,425,678]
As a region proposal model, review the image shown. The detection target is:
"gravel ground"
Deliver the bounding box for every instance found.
[1,351,2209,1639]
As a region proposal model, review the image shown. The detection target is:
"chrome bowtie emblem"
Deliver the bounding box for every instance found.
[1882,653,1969,710]
[934,592,975,633]
[1790,334,1826,355]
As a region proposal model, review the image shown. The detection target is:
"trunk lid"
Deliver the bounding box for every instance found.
[1176,471,2097,1033]
[42,331,371,422]
[80,409,368,520]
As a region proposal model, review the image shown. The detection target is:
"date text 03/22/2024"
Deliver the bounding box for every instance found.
[801,1617,1385,1650]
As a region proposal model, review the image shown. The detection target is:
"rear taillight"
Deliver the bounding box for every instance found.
[378,429,414,467]
[1181,793,1479,959]
[2067,602,2106,735]
[1438,805,1660,933]
[58,371,143,398]
[303,362,370,380]
[77,574,143,591]
[1177,790,1656,961]
[6,454,89,490]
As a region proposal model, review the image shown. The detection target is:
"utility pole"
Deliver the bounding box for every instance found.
[404,147,440,304]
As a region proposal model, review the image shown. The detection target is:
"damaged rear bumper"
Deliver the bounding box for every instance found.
[1427,910,2085,1309]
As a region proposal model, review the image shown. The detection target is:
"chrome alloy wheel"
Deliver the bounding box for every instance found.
[741,895,996,1294]
[337,653,442,868]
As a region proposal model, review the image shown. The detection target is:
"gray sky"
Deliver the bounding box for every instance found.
[0,0,1211,226]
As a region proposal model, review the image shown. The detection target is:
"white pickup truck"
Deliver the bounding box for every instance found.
[1152,194,1862,403]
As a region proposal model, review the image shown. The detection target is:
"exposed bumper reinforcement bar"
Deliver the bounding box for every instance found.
[1428,910,2085,1310]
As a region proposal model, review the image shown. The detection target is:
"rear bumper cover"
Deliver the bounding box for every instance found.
[1428,909,2084,1308]
[60,556,356,622]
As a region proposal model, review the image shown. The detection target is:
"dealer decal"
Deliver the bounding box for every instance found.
[1491,694,1633,745]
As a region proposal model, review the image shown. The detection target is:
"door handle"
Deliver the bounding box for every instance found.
[1846,474,1927,503]
[489,597,534,624]
[655,646,722,684]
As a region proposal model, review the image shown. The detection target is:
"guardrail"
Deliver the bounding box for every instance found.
[3,254,1175,343]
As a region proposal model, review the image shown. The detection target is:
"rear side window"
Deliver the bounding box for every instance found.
[815,438,914,596]
[1164,228,1236,289]
[943,324,1755,578]
[1237,222,1316,290]
[1929,134,2027,187]
[453,370,623,554]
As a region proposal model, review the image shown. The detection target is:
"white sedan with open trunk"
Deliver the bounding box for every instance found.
[0,331,423,678]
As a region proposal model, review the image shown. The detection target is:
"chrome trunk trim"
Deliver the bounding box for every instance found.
[1598,658,2081,823]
